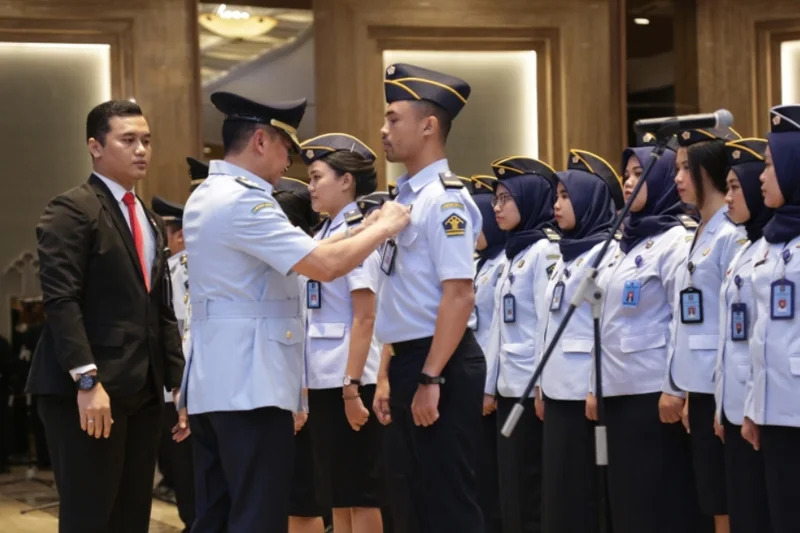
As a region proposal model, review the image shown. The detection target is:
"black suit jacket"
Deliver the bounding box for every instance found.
[26,174,184,398]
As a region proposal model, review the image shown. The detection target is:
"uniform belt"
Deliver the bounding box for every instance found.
[191,298,299,320]
[391,329,475,357]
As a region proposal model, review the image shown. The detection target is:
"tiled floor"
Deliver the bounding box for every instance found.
[0,466,185,532]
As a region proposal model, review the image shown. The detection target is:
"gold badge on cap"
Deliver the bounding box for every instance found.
[386,65,395,76]
[643,133,655,143]
[305,149,314,159]
[498,168,505,175]
[681,131,691,140]
[732,150,741,160]
[773,115,781,126]
[571,155,579,164]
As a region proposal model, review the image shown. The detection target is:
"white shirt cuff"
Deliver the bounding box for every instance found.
[69,364,97,381]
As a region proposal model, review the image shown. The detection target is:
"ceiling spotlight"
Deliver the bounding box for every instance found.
[634,17,650,25]
[199,4,278,40]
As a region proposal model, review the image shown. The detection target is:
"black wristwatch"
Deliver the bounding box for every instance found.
[76,373,99,391]
[418,372,445,386]
[343,375,362,387]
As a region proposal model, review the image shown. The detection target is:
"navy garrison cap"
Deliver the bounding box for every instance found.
[357,191,391,215]
[677,127,741,147]
[470,174,497,195]
[491,156,558,187]
[725,138,767,166]
[770,105,800,133]
[568,149,625,209]
[299,133,376,165]
[275,176,309,194]
[210,91,306,152]
[151,196,184,222]
[384,63,471,120]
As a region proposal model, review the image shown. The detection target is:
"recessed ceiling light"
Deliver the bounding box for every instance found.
[634,17,650,25]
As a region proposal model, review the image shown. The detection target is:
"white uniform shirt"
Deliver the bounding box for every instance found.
[473,254,507,394]
[665,207,746,395]
[180,160,317,414]
[598,225,691,397]
[375,159,481,344]
[744,235,800,426]
[165,252,189,402]
[302,202,381,389]
[485,239,561,398]
[541,241,617,401]
[714,240,760,425]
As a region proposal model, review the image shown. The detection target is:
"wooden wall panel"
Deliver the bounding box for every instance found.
[314,0,624,186]
[696,0,800,138]
[0,0,202,203]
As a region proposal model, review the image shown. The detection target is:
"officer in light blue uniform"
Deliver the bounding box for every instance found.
[743,104,800,532]
[540,149,623,533]
[373,63,485,533]
[597,133,704,533]
[469,173,505,533]
[484,155,560,533]
[712,137,772,533]
[663,125,744,523]
[181,91,410,533]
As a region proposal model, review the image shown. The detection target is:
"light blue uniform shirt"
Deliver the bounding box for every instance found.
[473,254,507,394]
[541,241,616,401]
[375,159,481,344]
[485,239,560,397]
[665,206,746,395]
[180,160,318,414]
[302,202,381,389]
[744,235,800,426]
[714,239,760,425]
[598,225,691,397]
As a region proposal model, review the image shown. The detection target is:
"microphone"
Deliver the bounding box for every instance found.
[634,109,733,134]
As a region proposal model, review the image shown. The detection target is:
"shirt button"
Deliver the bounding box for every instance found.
[286,330,293,339]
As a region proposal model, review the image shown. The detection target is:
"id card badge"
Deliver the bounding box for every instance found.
[550,281,565,312]
[503,294,516,323]
[622,280,641,308]
[680,287,704,323]
[380,239,397,275]
[471,306,479,331]
[770,279,795,320]
[306,280,321,309]
[730,302,748,341]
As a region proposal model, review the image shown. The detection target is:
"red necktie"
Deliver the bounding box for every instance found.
[122,192,150,291]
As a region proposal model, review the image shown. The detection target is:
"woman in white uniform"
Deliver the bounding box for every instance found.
[663,126,745,532]
[470,174,505,533]
[712,138,772,533]
[540,150,622,533]
[742,104,800,533]
[597,134,706,533]
[485,156,561,533]
[299,133,384,533]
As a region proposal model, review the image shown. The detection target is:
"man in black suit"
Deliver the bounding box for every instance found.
[26,100,186,533]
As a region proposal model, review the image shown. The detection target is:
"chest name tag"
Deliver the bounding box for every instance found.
[622,280,641,308]
[770,279,795,320]
[680,287,704,324]
[730,302,748,341]
[503,294,516,323]
[380,239,397,275]
[550,281,565,312]
[306,280,321,309]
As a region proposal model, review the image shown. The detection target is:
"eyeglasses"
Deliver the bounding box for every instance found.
[491,193,514,208]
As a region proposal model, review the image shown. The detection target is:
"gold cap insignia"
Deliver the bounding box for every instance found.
[498,168,505,175]
[643,132,655,143]
[732,150,741,160]
[386,65,395,76]
[773,115,781,126]
[571,155,579,164]
[681,131,691,140]
[305,149,314,159]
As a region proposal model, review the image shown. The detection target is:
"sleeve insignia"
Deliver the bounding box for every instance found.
[442,213,467,236]
[252,202,275,213]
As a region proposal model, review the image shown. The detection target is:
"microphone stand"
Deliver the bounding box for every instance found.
[501,127,676,533]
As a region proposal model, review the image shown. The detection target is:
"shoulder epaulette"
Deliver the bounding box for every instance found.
[613,229,623,241]
[344,209,363,226]
[544,227,561,242]
[439,171,464,189]
[235,176,264,191]
[677,214,699,230]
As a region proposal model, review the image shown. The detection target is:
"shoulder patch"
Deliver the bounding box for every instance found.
[543,227,561,242]
[344,209,363,226]
[546,263,556,279]
[677,214,699,230]
[442,213,467,236]
[235,176,264,190]
[252,201,275,213]
[441,201,465,210]
[439,171,464,189]
[736,237,748,245]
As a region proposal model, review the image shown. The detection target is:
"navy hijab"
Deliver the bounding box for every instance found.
[763,128,800,243]
[500,174,558,259]
[557,169,616,262]
[474,193,507,272]
[619,147,684,253]
[730,159,772,242]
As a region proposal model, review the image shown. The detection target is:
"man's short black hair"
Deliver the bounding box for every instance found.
[86,100,143,145]
[222,121,285,156]
[412,100,452,143]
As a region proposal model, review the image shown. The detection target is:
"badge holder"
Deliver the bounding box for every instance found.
[307,280,322,309]
[771,278,795,320]
[380,239,397,275]
[500,127,677,533]
[550,281,565,312]
[679,287,704,324]
[730,275,748,341]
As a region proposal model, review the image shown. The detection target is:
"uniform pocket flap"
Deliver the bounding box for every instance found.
[308,322,346,339]
[562,338,593,354]
[268,318,304,346]
[620,332,667,353]
[689,334,718,351]
[735,364,750,383]
[790,357,800,376]
[397,228,419,247]
[502,342,533,356]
